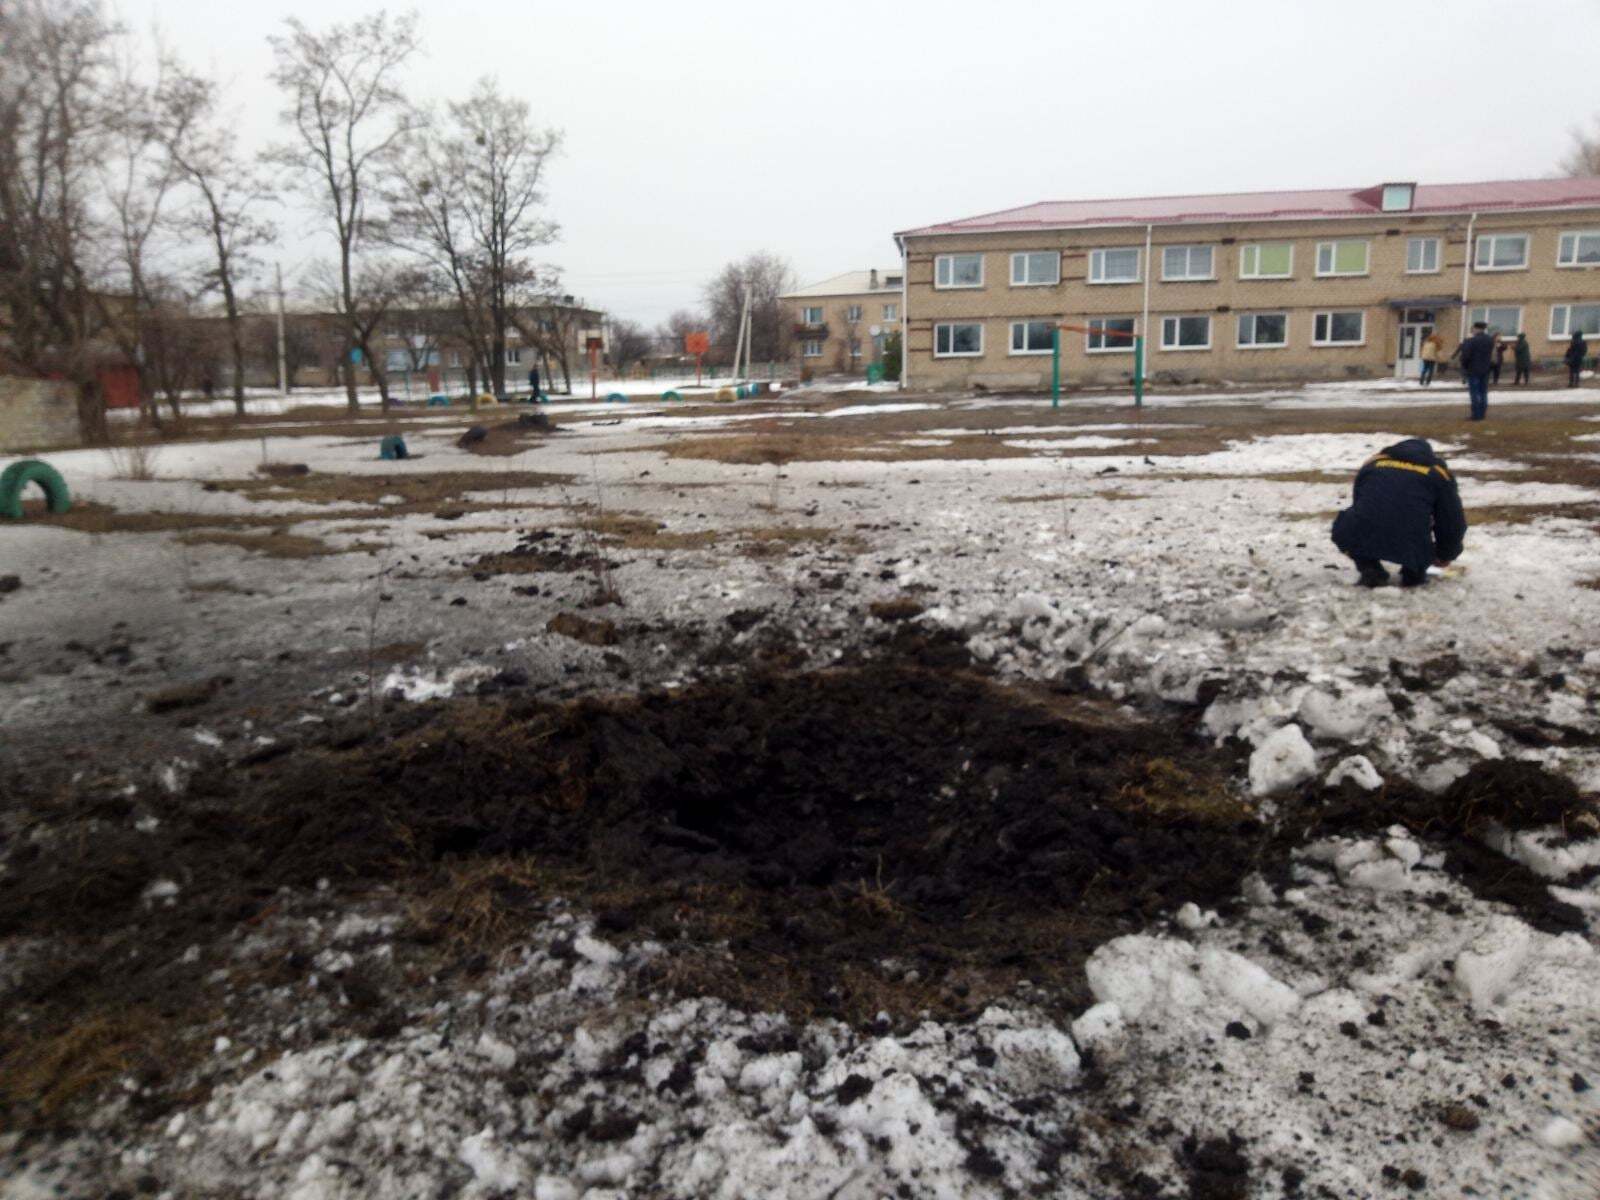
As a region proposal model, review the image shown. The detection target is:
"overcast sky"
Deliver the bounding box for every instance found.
[129,0,1600,327]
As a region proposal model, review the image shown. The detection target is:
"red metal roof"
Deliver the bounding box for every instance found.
[896,178,1600,238]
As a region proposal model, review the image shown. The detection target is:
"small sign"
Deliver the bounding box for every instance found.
[684,331,710,355]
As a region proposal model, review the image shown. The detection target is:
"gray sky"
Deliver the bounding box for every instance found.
[131,0,1600,327]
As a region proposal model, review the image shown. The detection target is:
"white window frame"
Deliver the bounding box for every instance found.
[934,253,984,289]
[1557,230,1600,268]
[1405,237,1441,274]
[933,322,984,358]
[1159,314,1212,352]
[504,347,522,365]
[447,350,462,368]
[802,339,824,358]
[1550,303,1600,340]
[1474,233,1529,272]
[1009,251,1060,287]
[1238,242,1294,280]
[882,303,898,321]
[1236,312,1288,349]
[1088,247,1141,285]
[800,305,823,325]
[1311,310,1366,346]
[1008,320,1056,356]
[1314,240,1370,278]
[1160,244,1215,281]
[1469,306,1523,337]
[844,304,862,322]
[1085,317,1136,354]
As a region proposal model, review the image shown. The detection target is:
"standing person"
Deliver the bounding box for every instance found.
[1564,330,1588,388]
[1491,337,1506,385]
[1513,332,1532,385]
[1419,331,1443,386]
[528,364,541,401]
[1459,321,1496,421]
[1331,438,1466,589]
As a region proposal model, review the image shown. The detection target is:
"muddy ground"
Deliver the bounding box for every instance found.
[3,380,1599,1196]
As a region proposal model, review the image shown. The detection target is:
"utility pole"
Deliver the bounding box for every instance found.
[275,263,289,397]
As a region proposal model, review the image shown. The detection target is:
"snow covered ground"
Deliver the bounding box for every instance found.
[3,381,1598,1197]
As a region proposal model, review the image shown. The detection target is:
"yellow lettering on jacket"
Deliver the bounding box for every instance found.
[1373,458,1450,481]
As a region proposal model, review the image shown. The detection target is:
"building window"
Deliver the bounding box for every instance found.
[1475,233,1529,271]
[1406,237,1441,273]
[884,274,903,287]
[1238,242,1293,279]
[1010,251,1060,286]
[447,350,461,367]
[1381,183,1415,212]
[933,322,983,357]
[1557,231,1600,267]
[844,304,863,322]
[801,305,823,324]
[934,253,984,289]
[849,339,862,358]
[883,303,898,321]
[1550,303,1600,338]
[1161,245,1214,281]
[1315,240,1369,277]
[1088,247,1140,284]
[385,350,409,372]
[505,347,522,365]
[1086,317,1136,353]
[1469,306,1522,337]
[802,339,823,358]
[1312,311,1365,345]
[1236,312,1288,348]
[1159,314,1211,351]
[1009,320,1055,355]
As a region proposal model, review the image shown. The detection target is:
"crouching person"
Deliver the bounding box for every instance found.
[1331,438,1466,588]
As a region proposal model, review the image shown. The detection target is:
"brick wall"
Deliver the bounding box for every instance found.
[0,376,83,452]
[902,208,1600,390]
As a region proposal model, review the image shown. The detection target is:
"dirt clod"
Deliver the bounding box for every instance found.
[547,613,619,646]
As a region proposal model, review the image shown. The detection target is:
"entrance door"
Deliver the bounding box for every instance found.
[1394,309,1436,378]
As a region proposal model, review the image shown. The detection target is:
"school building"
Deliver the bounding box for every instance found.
[892,178,1600,391]
[779,269,904,374]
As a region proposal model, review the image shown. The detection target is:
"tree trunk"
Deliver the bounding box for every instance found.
[77,378,108,446]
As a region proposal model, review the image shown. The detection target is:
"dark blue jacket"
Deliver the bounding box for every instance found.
[1564,334,1587,368]
[1331,438,1467,573]
[1459,332,1496,377]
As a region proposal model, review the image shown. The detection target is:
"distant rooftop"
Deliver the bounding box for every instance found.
[896,178,1600,238]
[781,269,903,299]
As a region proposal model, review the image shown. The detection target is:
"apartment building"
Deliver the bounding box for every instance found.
[893,178,1600,391]
[779,269,904,374]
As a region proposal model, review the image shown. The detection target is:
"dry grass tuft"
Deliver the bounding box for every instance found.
[207,469,574,513]
[0,1010,168,1120]
[175,529,342,558]
[1115,757,1253,823]
[411,857,547,952]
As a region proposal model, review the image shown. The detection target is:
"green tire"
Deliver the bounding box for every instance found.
[661,390,683,402]
[606,392,628,403]
[1,458,71,519]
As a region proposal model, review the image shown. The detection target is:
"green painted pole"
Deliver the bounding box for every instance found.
[1051,327,1061,408]
[1133,336,1144,409]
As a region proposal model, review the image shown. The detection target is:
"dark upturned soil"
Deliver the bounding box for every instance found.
[2,663,1594,1128]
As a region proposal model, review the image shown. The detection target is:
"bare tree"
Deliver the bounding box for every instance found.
[142,277,224,417]
[703,252,796,365]
[304,256,411,407]
[0,0,122,440]
[386,77,561,396]
[92,45,189,427]
[268,10,419,412]
[156,61,278,417]
[604,317,651,376]
[514,297,583,394]
[1562,119,1600,177]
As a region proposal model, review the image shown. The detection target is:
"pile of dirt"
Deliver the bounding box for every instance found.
[0,667,1258,1025]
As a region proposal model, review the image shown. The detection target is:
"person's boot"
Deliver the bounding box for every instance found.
[1399,567,1428,588]
[1357,565,1390,588]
